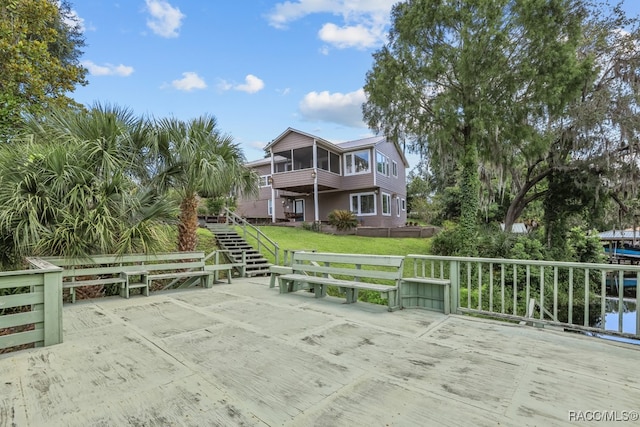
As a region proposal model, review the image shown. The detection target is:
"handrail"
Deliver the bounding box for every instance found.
[222,207,280,265]
[405,254,640,340]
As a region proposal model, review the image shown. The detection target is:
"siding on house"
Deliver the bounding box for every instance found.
[237,128,409,227]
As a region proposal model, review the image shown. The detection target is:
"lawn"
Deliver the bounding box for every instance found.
[236,225,432,261]
[199,225,433,306]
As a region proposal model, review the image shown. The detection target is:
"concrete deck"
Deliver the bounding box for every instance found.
[1,277,639,426]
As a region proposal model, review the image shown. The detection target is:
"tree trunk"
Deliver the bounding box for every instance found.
[178,194,199,252]
[459,137,479,255]
[503,167,552,232]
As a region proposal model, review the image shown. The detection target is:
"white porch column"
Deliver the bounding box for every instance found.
[313,140,319,222]
[270,149,276,223]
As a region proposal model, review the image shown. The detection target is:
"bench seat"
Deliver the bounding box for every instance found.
[269,265,293,288]
[278,252,404,311]
[147,270,212,289]
[205,263,245,285]
[63,277,127,303]
[41,250,247,303]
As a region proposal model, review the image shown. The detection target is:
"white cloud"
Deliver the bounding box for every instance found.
[318,23,379,49]
[145,0,185,38]
[57,1,86,32]
[219,75,265,94]
[236,75,265,94]
[82,60,134,76]
[299,88,367,127]
[249,140,268,150]
[267,0,394,49]
[171,72,207,91]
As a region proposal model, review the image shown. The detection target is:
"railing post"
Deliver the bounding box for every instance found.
[43,269,63,346]
[275,244,280,266]
[449,259,459,314]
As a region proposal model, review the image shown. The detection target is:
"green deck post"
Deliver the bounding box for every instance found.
[43,269,63,346]
[449,260,459,315]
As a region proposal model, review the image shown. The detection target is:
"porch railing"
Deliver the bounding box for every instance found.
[1,259,63,351]
[406,255,640,340]
[222,207,280,265]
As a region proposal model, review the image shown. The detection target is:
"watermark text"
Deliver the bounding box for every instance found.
[568,410,639,422]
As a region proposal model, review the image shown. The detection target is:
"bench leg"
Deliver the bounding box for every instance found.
[269,274,277,288]
[226,268,232,284]
[70,288,76,304]
[443,284,450,315]
[344,287,358,303]
[386,290,399,312]
[278,277,289,294]
[314,284,326,298]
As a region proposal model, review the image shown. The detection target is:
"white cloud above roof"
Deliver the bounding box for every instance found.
[299,88,367,127]
[218,75,265,94]
[236,75,265,94]
[145,0,185,38]
[171,72,207,91]
[267,0,394,49]
[82,60,134,76]
[318,23,379,49]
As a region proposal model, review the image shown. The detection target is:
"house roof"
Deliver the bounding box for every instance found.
[599,229,640,241]
[264,128,410,167]
[264,127,334,151]
[245,154,289,167]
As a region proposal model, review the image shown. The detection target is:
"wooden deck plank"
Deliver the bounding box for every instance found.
[0,277,638,426]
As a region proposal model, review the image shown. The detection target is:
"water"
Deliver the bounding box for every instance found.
[599,298,639,345]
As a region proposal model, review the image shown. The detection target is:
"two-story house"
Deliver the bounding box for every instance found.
[237,128,409,227]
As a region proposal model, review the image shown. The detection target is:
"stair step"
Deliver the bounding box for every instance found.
[245,270,271,277]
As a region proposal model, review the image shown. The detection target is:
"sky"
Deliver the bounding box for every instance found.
[68,0,640,166]
[68,0,397,164]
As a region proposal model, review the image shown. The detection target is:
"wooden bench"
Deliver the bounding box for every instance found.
[40,251,246,302]
[278,252,404,311]
[269,249,316,288]
[402,254,451,314]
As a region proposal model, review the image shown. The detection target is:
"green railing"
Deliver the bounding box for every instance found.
[406,255,640,340]
[1,259,63,351]
[222,207,280,265]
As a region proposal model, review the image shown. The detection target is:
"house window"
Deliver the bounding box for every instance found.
[318,148,341,174]
[350,192,376,216]
[382,193,391,216]
[330,152,340,174]
[396,198,401,217]
[292,146,313,170]
[376,151,389,176]
[401,198,406,211]
[259,175,270,187]
[267,199,273,216]
[392,161,398,177]
[273,150,292,172]
[345,150,370,175]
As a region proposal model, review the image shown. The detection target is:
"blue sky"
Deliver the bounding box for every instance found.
[68,1,639,166]
[69,0,396,163]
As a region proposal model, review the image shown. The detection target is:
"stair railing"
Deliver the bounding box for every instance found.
[221,207,280,265]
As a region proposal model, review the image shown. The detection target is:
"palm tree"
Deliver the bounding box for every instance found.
[0,104,175,266]
[153,115,257,252]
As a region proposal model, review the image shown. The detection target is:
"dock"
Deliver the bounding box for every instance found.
[1,276,639,426]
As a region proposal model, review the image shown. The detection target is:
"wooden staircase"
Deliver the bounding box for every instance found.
[206,223,272,277]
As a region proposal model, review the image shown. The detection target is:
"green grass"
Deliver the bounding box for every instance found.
[234,225,434,305]
[236,225,432,262]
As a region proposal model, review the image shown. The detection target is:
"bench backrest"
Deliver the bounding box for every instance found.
[39,252,206,279]
[291,252,404,283]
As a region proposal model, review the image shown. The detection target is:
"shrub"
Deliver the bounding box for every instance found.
[302,221,322,232]
[327,209,358,231]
